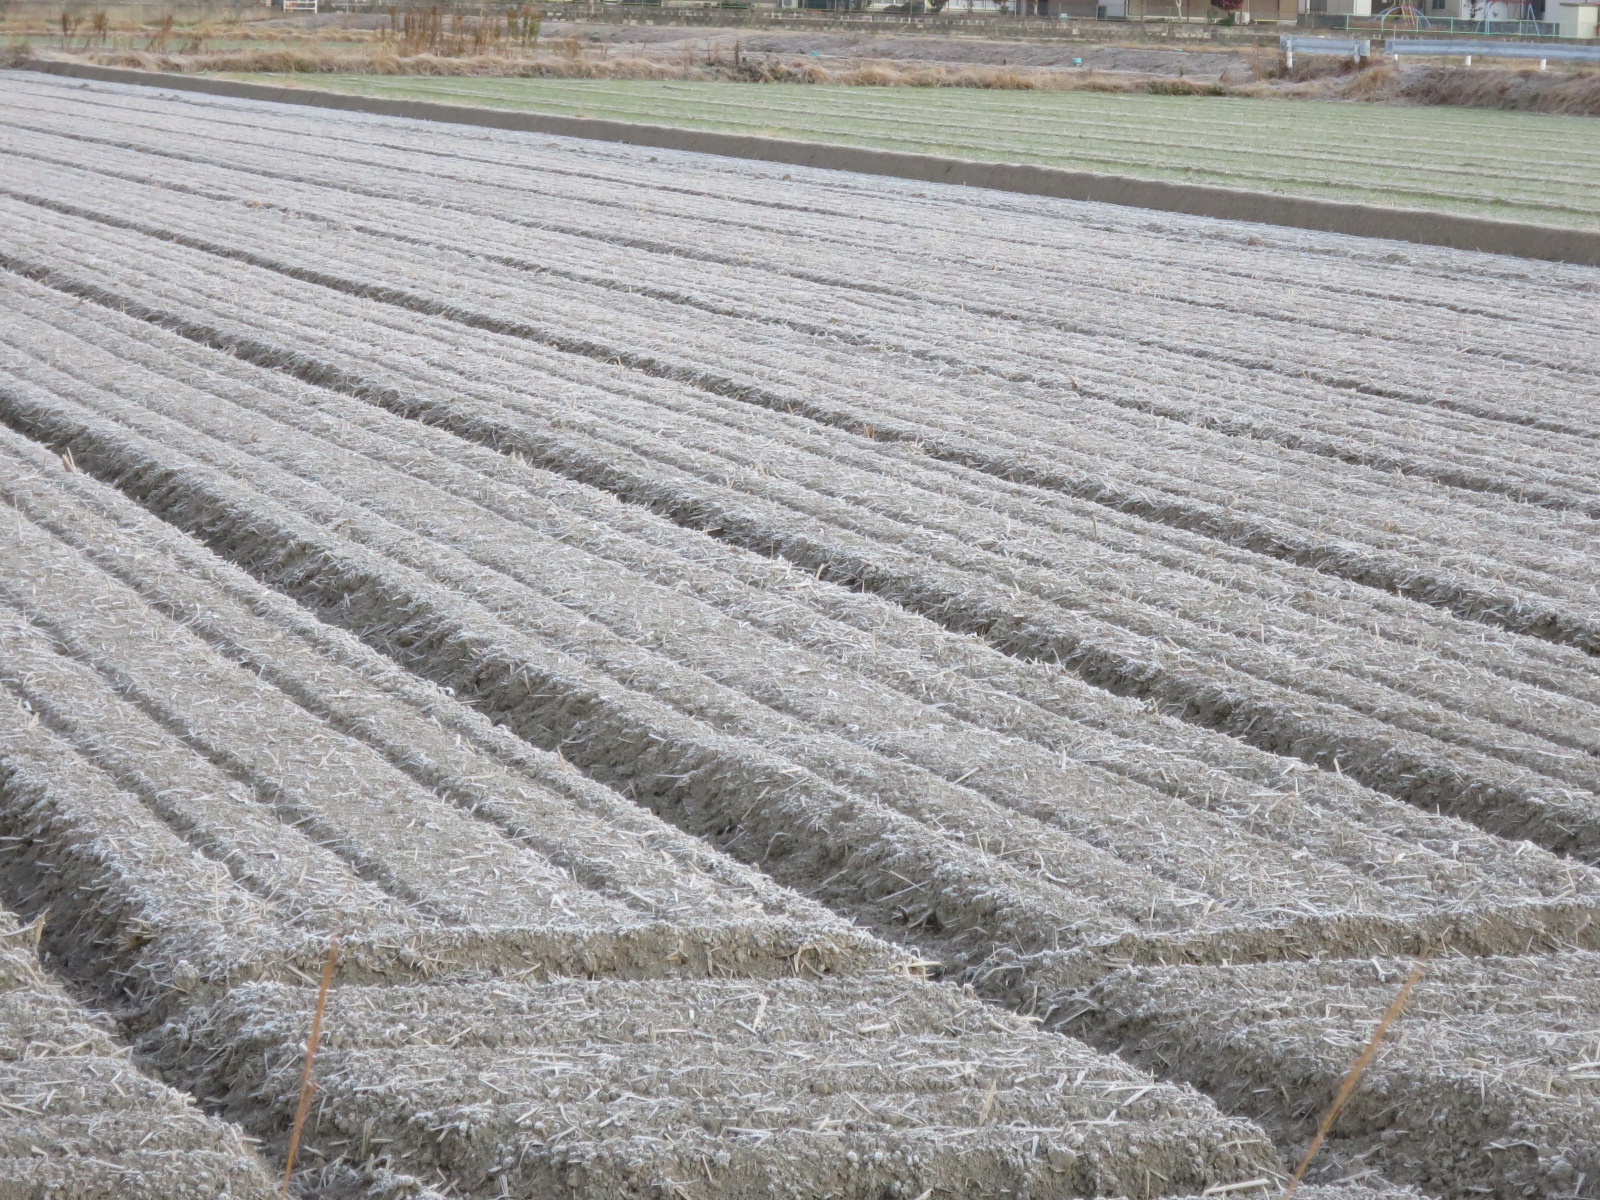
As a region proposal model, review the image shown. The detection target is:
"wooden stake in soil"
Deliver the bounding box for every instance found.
[283,932,339,1197]
[1282,955,1428,1198]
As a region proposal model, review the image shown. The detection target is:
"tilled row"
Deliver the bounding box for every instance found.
[1,282,1562,911]
[151,976,1263,1200]
[3,227,1599,862]
[3,279,1596,998]
[2,77,1593,1200]
[2,151,1593,654]
[18,89,1600,438]
[6,78,1596,415]
[0,429,1284,1198]
[346,70,1590,205]
[0,419,891,991]
[3,83,1598,645]
[0,140,1580,652]
[1090,952,1600,1200]
[3,114,1595,520]
[0,904,275,1199]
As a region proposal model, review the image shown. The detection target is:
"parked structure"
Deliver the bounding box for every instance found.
[1557,0,1600,34]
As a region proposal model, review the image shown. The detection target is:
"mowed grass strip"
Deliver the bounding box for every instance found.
[219,74,1600,228]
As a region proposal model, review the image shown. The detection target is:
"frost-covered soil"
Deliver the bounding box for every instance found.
[0,907,276,1199]
[0,70,1597,1199]
[211,72,1600,228]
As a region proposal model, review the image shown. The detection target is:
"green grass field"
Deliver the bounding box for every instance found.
[222,75,1600,228]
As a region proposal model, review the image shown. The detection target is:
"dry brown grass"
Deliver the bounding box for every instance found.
[8,6,1600,111]
[28,41,1161,90]
[1398,63,1600,114]
[72,45,689,80]
[25,36,1600,112]
[1243,59,1600,114]
[282,932,338,1197]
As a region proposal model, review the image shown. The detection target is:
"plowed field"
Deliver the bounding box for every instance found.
[221,73,1600,229]
[1,69,1596,1200]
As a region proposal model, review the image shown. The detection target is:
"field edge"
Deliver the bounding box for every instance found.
[13,58,1600,268]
